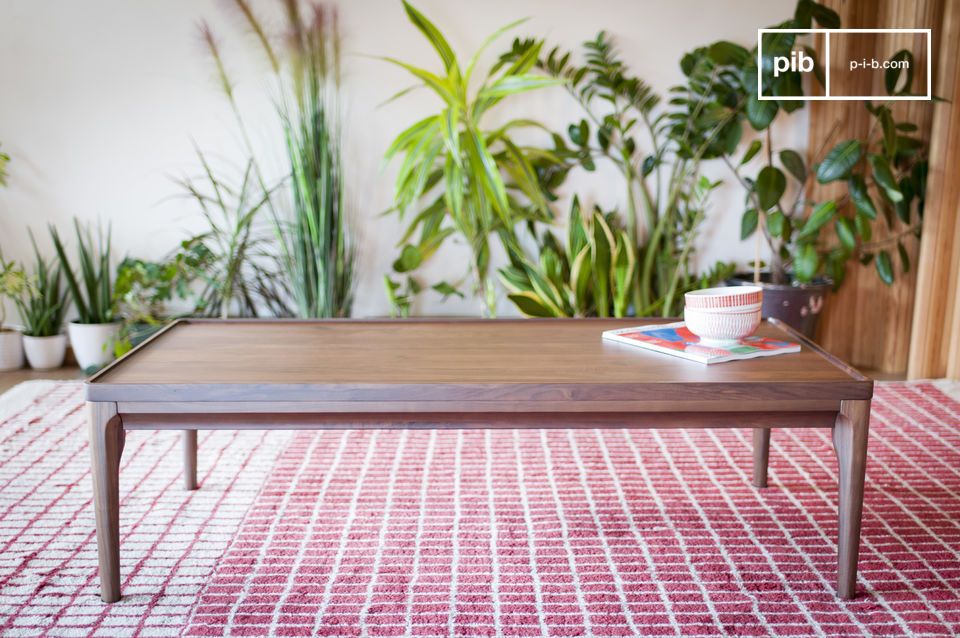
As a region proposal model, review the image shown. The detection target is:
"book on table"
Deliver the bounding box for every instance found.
[602,321,800,364]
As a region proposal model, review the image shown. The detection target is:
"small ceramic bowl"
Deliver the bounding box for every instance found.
[685,285,763,310]
[684,306,762,347]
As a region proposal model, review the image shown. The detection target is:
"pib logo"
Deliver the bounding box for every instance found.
[772,49,815,78]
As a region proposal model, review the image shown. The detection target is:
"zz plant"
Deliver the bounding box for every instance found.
[495,32,740,316]
[381,2,569,317]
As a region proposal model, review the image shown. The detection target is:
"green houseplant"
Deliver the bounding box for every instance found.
[112,250,207,356]
[50,219,120,372]
[0,143,9,187]
[678,0,930,334]
[0,255,29,371]
[494,32,738,317]
[16,235,70,369]
[177,153,290,319]
[200,0,356,319]
[381,2,570,317]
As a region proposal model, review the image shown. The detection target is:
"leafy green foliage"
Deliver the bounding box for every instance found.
[0,254,31,330]
[497,31,736,317]
[498,198,636,318]
[683,0,930,287]
[200,1,356,319]
[381,2,570,317]
[50,219,115,325]
[177,154,290,319]
[13,234,68,337]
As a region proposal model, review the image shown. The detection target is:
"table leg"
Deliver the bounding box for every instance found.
[752,428,771,488]
[182,430,198,491]
[89,402,124,603]
[832,399,870,600]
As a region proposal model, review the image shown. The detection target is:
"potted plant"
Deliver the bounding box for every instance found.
[0,256,29,371]
[380,2,573,317]
[50,219,120,373]
[15,236,69,369]
[677,1,930,336]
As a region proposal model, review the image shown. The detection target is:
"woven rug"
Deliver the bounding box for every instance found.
[0,382,958,637]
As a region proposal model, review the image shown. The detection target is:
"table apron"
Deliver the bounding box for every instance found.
[116,410,839,431]
[116,399,842,414]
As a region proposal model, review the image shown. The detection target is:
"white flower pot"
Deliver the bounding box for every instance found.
[0,328,25,371]
[23,334,68,370]
[68,322,121,372]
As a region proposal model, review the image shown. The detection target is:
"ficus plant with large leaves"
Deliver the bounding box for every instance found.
[683,0,930,287]
[381,2,572,317]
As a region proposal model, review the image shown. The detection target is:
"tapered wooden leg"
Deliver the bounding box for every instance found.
[89,402,124,603]
[832,399,870,600]
[753,428,771,488]
[183,430,198,491]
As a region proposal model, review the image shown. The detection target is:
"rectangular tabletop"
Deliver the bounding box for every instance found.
[86,319,872,408]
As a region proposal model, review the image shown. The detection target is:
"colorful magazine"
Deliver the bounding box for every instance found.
[602,321,800,364]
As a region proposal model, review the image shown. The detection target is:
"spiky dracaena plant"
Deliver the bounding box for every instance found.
[201,0,355,319]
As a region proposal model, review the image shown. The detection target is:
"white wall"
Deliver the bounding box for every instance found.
[0,0,804,320]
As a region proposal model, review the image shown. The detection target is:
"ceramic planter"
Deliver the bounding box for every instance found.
[68,321,121,372]
[0,328,25,371]
[727,275,831,338]
[23,334,68,370]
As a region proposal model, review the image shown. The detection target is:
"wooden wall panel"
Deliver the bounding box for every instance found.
[810,0,941,375]
[908,0,960,379]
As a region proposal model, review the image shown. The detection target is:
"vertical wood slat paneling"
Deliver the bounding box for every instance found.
[810,0,941,375]
[908,0,960,380]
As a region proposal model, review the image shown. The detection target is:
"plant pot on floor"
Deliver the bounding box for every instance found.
[726,275,831,339]
[0,327,25,371]
[68,322,121,372]
[23,334,68,370]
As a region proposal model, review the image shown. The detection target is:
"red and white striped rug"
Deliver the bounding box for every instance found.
[0,381,958,637]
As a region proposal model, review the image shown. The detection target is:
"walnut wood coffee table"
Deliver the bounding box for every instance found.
[85,318,872,603]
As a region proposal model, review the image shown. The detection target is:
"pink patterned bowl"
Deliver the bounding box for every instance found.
[684,306,762,347]
[685,285,763,310]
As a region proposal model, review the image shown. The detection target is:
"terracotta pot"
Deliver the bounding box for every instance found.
[68,321,121,372]
[23,334,68,370]
[0,328,24,371]
[727,275,831,339]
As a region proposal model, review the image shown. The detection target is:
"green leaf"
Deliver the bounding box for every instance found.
[392,244,423,273]
[767,209,786,237]
[816,140,861,183]
[756,166,786,210]
[379,57,456,104]
[847,175,877,219]
[876,250,894,285]
[477,74,561,100]
[798,200,837,238]
[868,153,903,202]
[402,1,458,73]
[746,94,777,130]
[854,211,873,241]
[897,241,910,273]
[740,140,762,166]
[432,281,464,299]
[835,217,856,252]
[508,291,556,318]
[740,208,758,240]
[884,50,914,95]
[779,149,806,182]
[707,41,749,65]
[794,243,819,283]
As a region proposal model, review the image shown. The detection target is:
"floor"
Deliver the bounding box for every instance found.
[0,366,85,393]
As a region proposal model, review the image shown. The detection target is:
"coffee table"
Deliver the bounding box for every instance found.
[85,318,872,603]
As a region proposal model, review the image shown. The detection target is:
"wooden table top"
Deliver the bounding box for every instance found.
[86,319,871,406]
